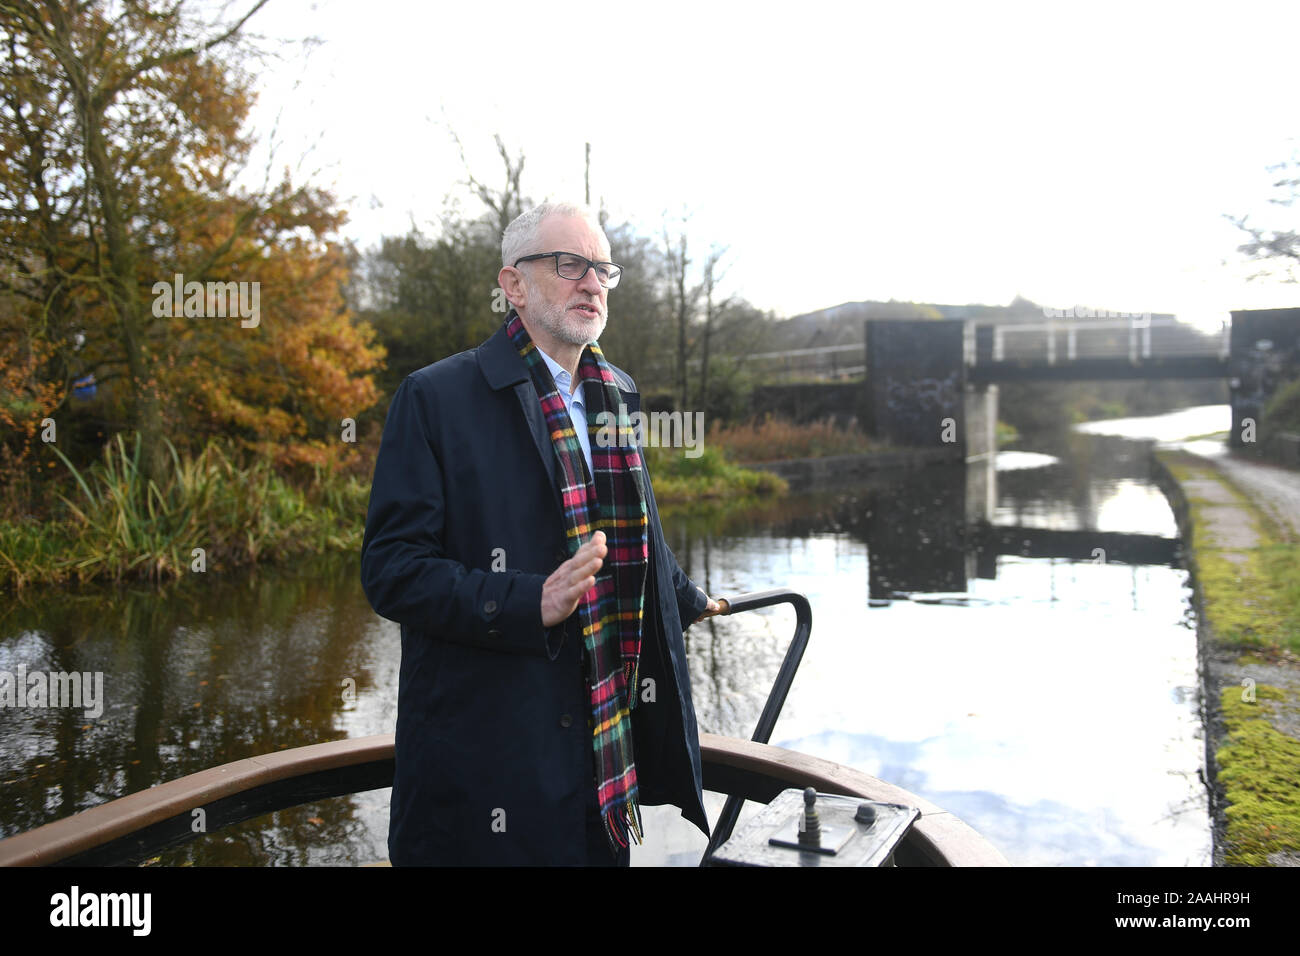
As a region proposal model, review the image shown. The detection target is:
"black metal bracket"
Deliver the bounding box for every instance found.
[698,588,813,864]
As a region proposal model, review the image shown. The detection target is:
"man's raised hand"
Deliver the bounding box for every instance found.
[541,531,607,627]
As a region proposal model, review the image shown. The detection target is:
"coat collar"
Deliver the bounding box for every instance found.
[477,314,639,409]
[477,320,529,391]
[477,315,642,501]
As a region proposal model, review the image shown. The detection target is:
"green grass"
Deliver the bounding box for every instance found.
[1162,454,1300,655]
[1192,548,1292,649]
[0,429,790,589]
[643,443,787,504]
[1259,543,1300,643]
[0,433,369,591]
[1217,684,1300,866]
[1162,451,1300,866]
[1262,377,1300,439]
[1071,400,1129,424]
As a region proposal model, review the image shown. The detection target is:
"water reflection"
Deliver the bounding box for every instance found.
[1075,404,1231,442]
[671,554,1205,866]
[0,554,396,865]
[0,408,1222,866]
[663,408,1220,867]
[996,451,1060,471]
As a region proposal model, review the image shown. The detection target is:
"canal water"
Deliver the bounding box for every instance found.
[0,406,1230,866]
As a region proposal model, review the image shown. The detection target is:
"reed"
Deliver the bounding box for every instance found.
[706,416,876,463]
[0,424,801,589]
[0,434,369,591]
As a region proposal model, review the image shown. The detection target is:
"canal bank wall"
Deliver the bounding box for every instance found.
[742,447,960,491]
[1152,448,1300,867]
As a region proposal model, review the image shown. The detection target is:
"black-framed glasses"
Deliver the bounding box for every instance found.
[513,251,623,289]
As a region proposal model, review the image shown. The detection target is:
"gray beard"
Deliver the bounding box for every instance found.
[524,277,608,345]
[533,301,607,346]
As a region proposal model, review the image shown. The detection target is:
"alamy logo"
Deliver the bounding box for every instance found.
[0,666,104,719]
[1041,305,1151,324]
[50,886,151,936]
[593,407,705,459]
[152,273,260,328]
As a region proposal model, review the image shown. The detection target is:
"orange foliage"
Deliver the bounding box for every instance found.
[0,332,64,495]
[0,1,385,481]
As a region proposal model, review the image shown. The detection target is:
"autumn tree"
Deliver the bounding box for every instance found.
[0,0,383,483]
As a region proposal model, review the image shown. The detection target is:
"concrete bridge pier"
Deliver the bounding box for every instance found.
[864,318,996,462]
[865,318,996,528]
[964,384,997,524]
[1229,308,1300,449]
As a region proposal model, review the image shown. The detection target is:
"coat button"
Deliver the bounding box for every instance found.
[487,628,502,638]
[559,713,573,728]
[483,600,498,615]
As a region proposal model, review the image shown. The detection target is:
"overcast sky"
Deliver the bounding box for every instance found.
[241,0,1300,330]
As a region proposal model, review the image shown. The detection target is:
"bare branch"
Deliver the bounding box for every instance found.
[97,0,271,103]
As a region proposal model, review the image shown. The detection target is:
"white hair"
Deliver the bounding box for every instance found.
[501,202,608,268]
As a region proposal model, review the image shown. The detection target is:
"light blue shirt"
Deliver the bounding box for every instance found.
[537,347,594,479]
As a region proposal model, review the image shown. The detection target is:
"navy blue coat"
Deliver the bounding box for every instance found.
[360,321,711,865]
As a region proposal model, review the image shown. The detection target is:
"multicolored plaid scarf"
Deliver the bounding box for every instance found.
[505,311,650,851]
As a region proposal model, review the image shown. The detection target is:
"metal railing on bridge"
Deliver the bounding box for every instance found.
[966,317,1230,367]
[645,317,1230,386]
[744,343,864,380]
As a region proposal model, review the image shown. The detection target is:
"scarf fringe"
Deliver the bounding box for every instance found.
[605,798,645,851]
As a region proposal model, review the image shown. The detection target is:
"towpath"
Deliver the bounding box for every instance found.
[1162,440,1300,867]
[1189,448,1300,541]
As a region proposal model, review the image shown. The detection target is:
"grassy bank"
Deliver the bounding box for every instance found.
[643,443,787,504]
[704,416,876,463]
[1161,454,1300,654]
[0,429,791,590]
[1216,683,1300,865]
[644,414,914,505]
[6,415,925,588]
[0,434,370,591]
[1157,450,1300,866]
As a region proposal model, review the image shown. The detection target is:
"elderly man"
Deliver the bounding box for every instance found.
[360,201,718,866]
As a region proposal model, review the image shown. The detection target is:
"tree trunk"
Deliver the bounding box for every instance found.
[700,292,712,420]
[72,58,166,482]
[673,234,689,410]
